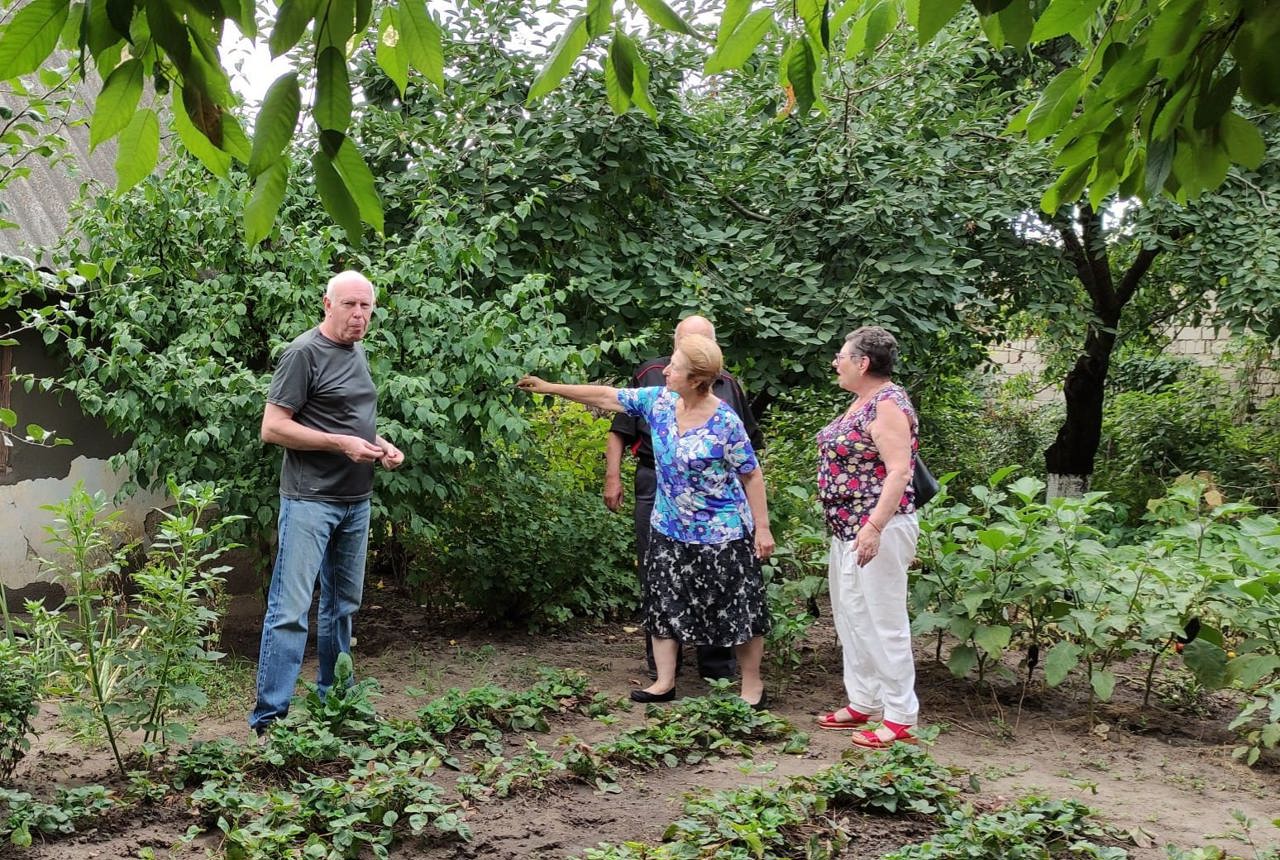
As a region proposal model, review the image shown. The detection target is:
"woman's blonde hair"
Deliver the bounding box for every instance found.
[676,333,723,393]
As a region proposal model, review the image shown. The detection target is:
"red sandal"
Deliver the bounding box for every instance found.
[850,720,918,749]
[815,705,880,730]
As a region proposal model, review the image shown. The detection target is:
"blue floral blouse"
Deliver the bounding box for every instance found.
[616,387,759,544]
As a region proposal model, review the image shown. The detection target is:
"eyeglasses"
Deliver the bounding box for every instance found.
[834,351,861,363]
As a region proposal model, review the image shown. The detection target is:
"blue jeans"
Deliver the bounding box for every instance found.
[249,497,371,731]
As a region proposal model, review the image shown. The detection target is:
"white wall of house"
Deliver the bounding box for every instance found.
[0,456,168,590]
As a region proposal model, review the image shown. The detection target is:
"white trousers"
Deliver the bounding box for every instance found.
[828,513,920,725]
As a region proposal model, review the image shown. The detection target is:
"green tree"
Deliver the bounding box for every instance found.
[3,1,1277,241]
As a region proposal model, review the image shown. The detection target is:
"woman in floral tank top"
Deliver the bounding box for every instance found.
[814,326,922,748]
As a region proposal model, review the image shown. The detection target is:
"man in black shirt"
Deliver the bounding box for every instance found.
[249,271,405,735]
[605,315,764,679]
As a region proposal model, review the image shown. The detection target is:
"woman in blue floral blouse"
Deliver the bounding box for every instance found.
[519,334,774,708]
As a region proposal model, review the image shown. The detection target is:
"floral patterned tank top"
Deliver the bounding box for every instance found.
[816,383,919,541]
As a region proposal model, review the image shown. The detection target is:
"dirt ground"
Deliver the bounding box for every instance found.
[8,593,1280,860]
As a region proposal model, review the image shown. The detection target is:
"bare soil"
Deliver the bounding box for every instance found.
[8,593,1279,860]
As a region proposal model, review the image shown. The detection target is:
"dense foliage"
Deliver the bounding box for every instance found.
[4,0,1280,243]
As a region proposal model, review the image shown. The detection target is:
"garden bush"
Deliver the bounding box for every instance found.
[0,637,38,784]
[914,470,1280,761]
[405,403,637,628]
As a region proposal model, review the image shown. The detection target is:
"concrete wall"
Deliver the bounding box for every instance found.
[0,455,168,593]
[989,324,1280,402]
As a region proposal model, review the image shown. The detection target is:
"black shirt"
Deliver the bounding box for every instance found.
[609,356,763,468]
[267,328,378,502]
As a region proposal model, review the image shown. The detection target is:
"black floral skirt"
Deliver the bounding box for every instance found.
[641,530,770,647]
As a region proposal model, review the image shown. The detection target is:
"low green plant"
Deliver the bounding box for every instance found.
[120,480,244,745]
[594,690,804,770]
[1,785,119,847]
[463,740,567,799]
[579,742,958,860]
[416,668,601,752]
[190,752,469,857]
[0,637,39,783]
[884,796,1125,860]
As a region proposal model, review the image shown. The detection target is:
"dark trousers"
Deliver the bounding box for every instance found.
[634,465,737,679]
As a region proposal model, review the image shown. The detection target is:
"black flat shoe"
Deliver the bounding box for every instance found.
[631,687,677,703]
[745,690,770,712]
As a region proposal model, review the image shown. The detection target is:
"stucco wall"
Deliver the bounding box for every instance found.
[0,455,168,590]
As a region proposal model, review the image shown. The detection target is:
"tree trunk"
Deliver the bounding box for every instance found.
[1041,205,1179,500]
[1044,325,1116,497]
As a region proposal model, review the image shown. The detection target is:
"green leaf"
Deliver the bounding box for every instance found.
[354,0,373,34]
[603,35,632,115]
[376,7,408,96]
[1043,642,1081,686]
[785,36,818,116]
[1219,112,1266,169]
[974,625,1012,657]
[399,0,445,89]
[1026,67,1084,141]
[322,131,384,234]
[249,72,301,179]
[704,7,773,74]
[317,0,355,50]
[1040,160,1090,212]
[83,0,122,61]
[0,407,15,428]
[528,14,588,102]
[90,58,143,149]
[976,528,1011,551]
[913,0,964,45]
[1226,654,1280,689]
[269,0,319,58]
[1090,668,1116,701]
[0,0,70,80]
[1193,66,1240,130]
[947,644,978,678]
[633,0,696,35]
[244,157,289,246]
[587,0,613,39]
[314,46,352,131]
[847,2,893,60]
[1029,0,1104,42]
[173,86,232,176]
[114,107,159,192]
[1144,134,1175,198]
[996,0,1032,52]
[1182,639,1229,689]
[313,148,362,241]
[105,0,135,44]
[615,31,656,121]
[716,0,752,48]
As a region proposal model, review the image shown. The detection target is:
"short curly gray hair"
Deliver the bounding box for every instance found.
[844,326,898,377]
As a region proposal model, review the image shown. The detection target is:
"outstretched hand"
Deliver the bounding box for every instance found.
[517,375,551,394]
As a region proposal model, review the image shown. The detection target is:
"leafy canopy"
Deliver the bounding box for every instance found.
[1,0,1276,242]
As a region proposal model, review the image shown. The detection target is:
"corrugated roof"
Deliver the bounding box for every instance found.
[0,56,118,265]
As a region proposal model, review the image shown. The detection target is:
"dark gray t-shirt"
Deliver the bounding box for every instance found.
[267,328,377,502]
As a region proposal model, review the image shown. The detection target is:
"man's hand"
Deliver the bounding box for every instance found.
[378,440,405,470]
[755,526,775,561]
[337,435,386,464]
[603,473,624,511]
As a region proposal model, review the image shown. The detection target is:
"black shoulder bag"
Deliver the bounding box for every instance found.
[911,453,940,507]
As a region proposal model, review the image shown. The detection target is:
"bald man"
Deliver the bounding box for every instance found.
[250,271,405,735]
[606,315,764,680]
